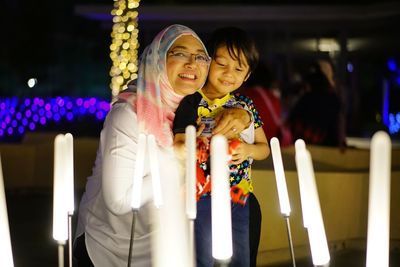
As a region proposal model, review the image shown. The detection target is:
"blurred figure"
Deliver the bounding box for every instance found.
[240,62,291,146]
[286,60,346,147]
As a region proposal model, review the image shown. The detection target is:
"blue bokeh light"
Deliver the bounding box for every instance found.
[347,62,354,73]
[387,58,397,72]
[0,96,111,140]
[388,112,400,134]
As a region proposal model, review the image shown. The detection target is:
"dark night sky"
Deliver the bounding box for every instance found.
[1,1,399,124]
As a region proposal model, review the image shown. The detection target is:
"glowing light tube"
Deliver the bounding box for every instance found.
[295,139,306,151]
[211,135,232,262]
[294,139,309,228]
[0,155,14,267]
[65,133,74,215]
[270,137,291,216]
[295,148,330,266]
[148,135,163,208]
[185,125,197,219]
[366,131,391,267]
[151,150,191,267]
[53,134,68,244]
[131,134,147,210]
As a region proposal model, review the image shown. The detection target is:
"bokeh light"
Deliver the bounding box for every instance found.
[0,96,111,141]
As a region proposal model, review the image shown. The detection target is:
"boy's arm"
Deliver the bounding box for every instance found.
[230,127,270,164]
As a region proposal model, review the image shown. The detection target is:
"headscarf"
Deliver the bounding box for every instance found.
[118,24,208,147]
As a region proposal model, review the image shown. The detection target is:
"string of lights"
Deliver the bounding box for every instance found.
[109,0,140,100]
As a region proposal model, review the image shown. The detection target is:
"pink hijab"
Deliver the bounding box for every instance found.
[119,24,208,147]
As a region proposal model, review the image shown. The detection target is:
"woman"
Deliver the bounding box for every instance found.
[73,24,252,267]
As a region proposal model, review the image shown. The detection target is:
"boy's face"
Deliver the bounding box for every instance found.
[205,45,250,97]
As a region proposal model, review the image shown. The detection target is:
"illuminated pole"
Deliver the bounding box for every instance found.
[294,139,309,228]
[65,133,74,267]
[185,125,197,267]
[128,134,164,267]
[270,137,296,267]
[109,0,140,101]
[295,142,330,267]
[211,135,232,267]
[366,131,391,267]
[128,133,146,267]
[147,135,163,208]
[0,155,14,267]
[53,134,68,267]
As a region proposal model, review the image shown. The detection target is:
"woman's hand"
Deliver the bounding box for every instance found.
[212,108,251,139]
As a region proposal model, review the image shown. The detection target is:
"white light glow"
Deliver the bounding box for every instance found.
[295,139,306,152]
[366,131,391,267]
[295,148,330,266]
[53,134,68,243]
[27,78,37,88]
[131,134,147,210]
[152,150,190,267]
[294,139,309,227]
[65,133,74,215]
[211,135,232,262]
[270,137,291,216]
[318,39,340,52]
[185,125,197,219]
[148,135,163,208]
[0,155,14,267]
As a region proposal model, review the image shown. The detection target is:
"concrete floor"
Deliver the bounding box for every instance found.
[6,190,400,267]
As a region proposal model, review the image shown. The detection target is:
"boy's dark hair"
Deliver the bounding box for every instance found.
[206,27,259,75]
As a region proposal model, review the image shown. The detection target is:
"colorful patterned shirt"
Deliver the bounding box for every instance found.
[173,90,263,204]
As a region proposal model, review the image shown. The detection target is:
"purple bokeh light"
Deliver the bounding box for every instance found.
[0,96,111,140]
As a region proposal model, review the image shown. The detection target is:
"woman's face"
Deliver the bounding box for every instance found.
[166,35,209,96]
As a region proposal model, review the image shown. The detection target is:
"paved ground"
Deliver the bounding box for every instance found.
[6,190,400,267]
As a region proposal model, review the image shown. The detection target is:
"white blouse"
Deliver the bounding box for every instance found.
[76,102,156,267]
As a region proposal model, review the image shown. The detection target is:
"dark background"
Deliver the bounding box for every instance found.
[1,0,400,138]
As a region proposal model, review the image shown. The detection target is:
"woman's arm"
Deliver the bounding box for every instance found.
[212,107,252,139]
[101,103,151,215]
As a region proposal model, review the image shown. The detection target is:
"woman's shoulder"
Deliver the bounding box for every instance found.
[104,102,138,129]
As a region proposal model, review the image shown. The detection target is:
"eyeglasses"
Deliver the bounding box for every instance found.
[168,50,211,65]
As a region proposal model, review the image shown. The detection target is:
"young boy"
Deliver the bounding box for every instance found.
[173,27,269,267]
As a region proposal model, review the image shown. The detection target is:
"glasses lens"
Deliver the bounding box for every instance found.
[170,50,209,65]
[195,54,209,65]
[170,51,189,60]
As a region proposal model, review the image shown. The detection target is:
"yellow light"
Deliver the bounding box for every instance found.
[113,16,121,23]
[123,72,131,79]
[116,76,124,84]
[127,63,135,71]
[122,42,130,49]
[119,62,127,70]
[127,24,135,32]
[110,44,117,51]
[109,0,140,99]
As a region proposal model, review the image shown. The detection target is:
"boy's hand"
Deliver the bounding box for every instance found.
[229,141,250,165]
[196,118,206,137]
